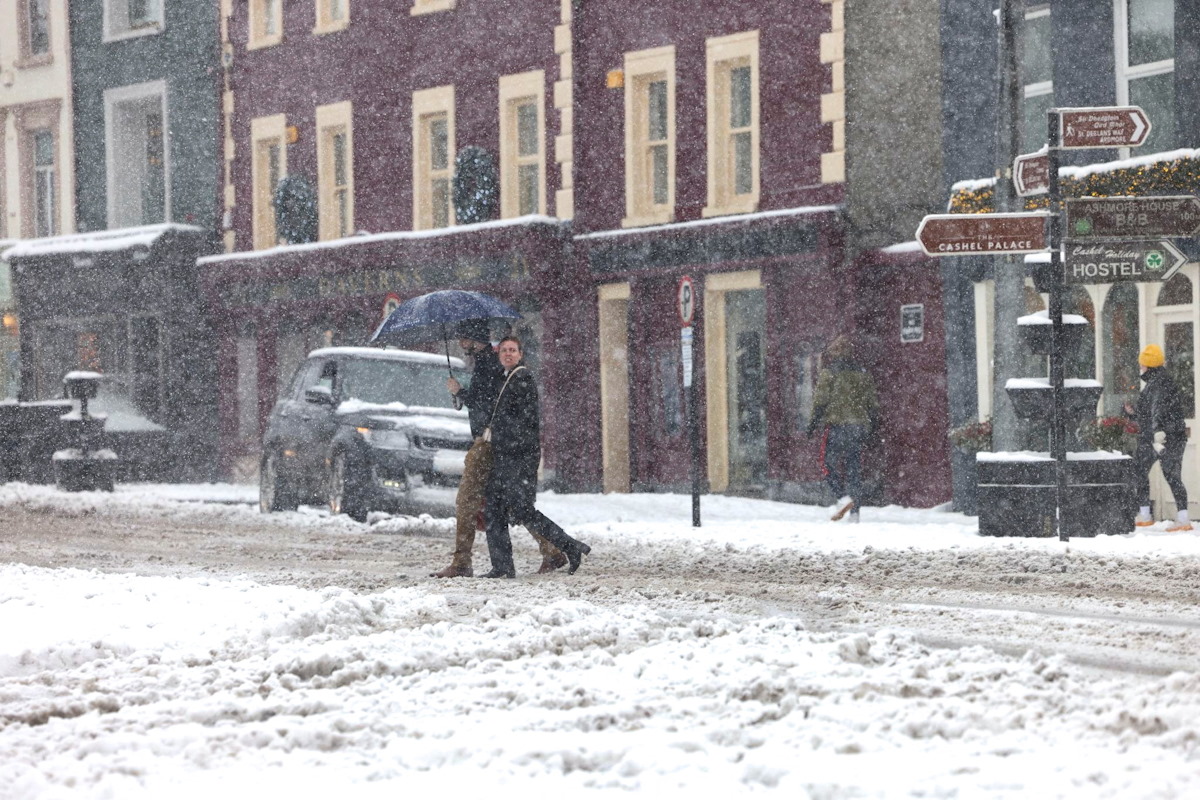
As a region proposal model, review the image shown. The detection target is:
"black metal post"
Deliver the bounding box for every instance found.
[1047,109,1067,541]
[689,379,701,526]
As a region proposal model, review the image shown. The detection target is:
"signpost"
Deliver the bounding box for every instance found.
[1058,106,1150,149]
[916,212,1048,256]
[1064,195,1200,241]
[1064,240,1188,285]
[917,103,1176,541]
[1013,149,1049,197]
[677,275,701,527]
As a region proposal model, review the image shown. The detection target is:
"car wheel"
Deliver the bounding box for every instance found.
[329,451,369,522]
[260,451,299,512]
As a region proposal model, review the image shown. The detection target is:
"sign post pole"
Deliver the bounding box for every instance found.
[1047,110,1067,542]
[678,276,701,527]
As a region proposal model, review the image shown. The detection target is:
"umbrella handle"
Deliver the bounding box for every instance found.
[443,323,463,410]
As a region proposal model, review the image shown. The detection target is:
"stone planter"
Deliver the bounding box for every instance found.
[1017,310,1090,355]
[976,451,1134,537]
[1005,378,1103,423]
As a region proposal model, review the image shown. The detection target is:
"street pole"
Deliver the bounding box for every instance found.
[1047,110,1067,541]
[992,0,1025,450]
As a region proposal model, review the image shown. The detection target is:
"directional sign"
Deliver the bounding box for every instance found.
[1064,195,1200,241]
[1064,240,1188,285]
[1058,106,1150,149]
[916,212,1048,256]
[1014,149,1049,197]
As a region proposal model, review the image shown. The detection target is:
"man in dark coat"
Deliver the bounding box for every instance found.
[430,321,562,577]
[480,336,591,578]
[1125,343,1192,531]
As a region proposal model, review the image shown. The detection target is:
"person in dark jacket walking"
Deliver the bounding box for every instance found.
[1124,343,1192,531]
[806,335,880,523]
[480,336,591,578]
[430,321,563,578]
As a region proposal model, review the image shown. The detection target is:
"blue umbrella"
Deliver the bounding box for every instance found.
[370,289,521,374]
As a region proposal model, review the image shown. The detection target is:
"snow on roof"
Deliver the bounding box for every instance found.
[308,346,466,368]
[198,215,566,266]
[0,224,205,261]
[1018,309,1089,325]
[573,205,841,241]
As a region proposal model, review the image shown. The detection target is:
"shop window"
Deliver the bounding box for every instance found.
[251,114,287,249]
[704,31,759,218]
[499,72,545,218]
[1064,287,1096,380]
[20,0,51,63]
[105,82,168,228]
[623,46,675,228]
[1102,283,1141,415]
[104,0,162,41]
[315,0,349,34]
[316,102,354,240]
[249,0,282,49]
[130,314,163,418]
[1116,0,1174,154]
[410,0,455,16]
[794,348,819,435]
[412,85,454,230]
[1164,321,1195,418]
[1157,272,1192,306]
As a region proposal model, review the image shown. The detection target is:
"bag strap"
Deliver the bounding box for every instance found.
[486,366,526,428]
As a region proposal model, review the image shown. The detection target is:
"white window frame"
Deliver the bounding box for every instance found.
[314,0,349,34]
[32,129,57,239]
[622,45,676,228]
[1113,0,1173,157]
[248,0,283,49]
[316,101,354,241]
[104,80,170,229]
[251,113,288,250]
[499,71,546,219]
[703,30,760,218]
[103,0,164,42]
[411,0,455,16]
[412,85,455,231]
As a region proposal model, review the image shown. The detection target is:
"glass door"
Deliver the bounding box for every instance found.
[1151,268,1196,519]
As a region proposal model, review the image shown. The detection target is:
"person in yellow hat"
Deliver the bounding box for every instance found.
[1123,344,1192,531]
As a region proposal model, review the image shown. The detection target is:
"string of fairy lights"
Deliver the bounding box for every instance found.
[948,152,1200,214]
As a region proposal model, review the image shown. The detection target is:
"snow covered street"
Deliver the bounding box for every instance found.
[1,484,1198,797]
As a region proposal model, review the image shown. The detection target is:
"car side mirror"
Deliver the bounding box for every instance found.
[304,386,335,406]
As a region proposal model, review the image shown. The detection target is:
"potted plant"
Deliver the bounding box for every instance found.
[948,419,992,454]
[1076,416,1139,453]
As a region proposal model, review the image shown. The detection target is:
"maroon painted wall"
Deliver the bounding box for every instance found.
[227,1,561,244]
[571,0,841,234]
[855,249,953,508]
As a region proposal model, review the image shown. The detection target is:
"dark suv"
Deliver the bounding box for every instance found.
[260,347,472,520]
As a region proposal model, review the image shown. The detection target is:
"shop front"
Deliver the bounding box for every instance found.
[198,218,575,482]
[578,207,852,501]
[4,225,220,481]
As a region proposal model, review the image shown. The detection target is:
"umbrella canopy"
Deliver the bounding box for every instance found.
[370,289,521,348]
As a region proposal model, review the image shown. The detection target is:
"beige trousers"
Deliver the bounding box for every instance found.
[450,438,558,569]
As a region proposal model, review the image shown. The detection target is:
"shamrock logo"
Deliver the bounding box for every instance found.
[1145,250,1165,272]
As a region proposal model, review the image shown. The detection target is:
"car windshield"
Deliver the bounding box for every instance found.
[339,358,464,408]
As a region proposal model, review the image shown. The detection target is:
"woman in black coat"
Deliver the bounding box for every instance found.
[1125,343,1192,531]
[480,337,591,577]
